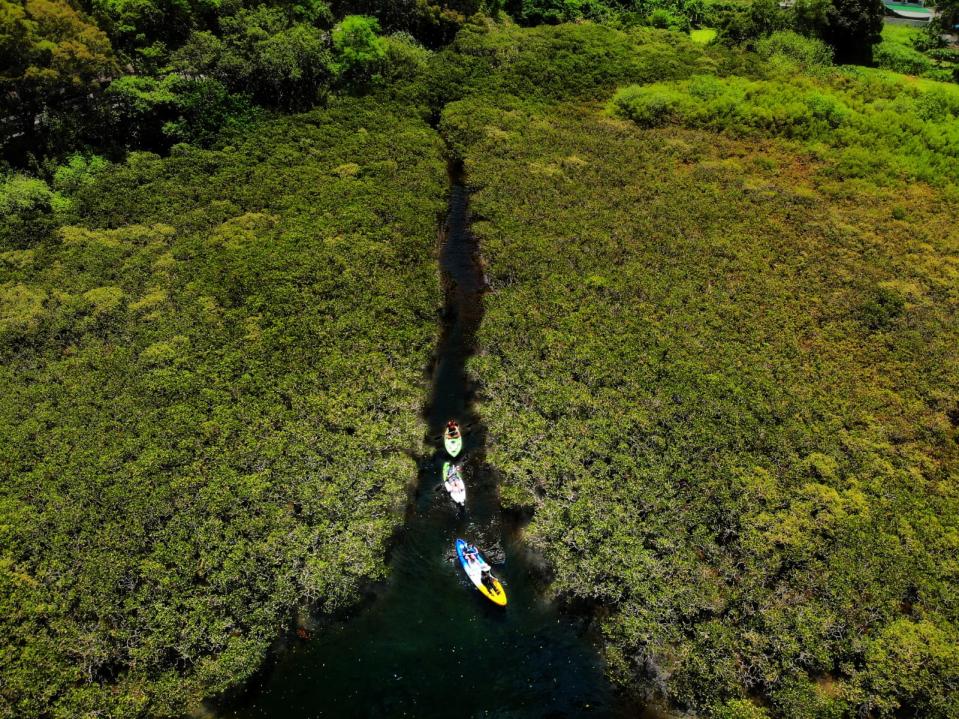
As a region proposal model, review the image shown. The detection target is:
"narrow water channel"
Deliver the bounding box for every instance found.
[218,161,627,718]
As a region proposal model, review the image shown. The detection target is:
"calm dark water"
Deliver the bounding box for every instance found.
[216,162,631,719]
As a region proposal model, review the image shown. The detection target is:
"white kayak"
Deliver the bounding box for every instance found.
[442,461,466,506]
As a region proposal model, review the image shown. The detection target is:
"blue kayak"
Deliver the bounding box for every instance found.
[455,539,507,606]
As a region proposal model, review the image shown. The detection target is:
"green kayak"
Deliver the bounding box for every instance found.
[444,427,462,457]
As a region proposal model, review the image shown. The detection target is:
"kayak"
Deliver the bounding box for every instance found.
[455,539,507,606]
[444,427,462,457]
[442,462,466,506]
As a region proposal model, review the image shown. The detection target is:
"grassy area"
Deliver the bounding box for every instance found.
[0,98,445,717]
[875,22,959,81]
[690,27,718,44]
[609,67,959,186]
[442,30,959,718]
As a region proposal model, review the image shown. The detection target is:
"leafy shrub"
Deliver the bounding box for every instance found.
[927,47,959,63]
[108,74,259,149]
[714,699,771,719]
[611,70,959,186]
[858,285,905,331]
[689,26,718,44]
[332,15,388,84]
[875,40,934,76]
[755,30,833,72]
[0,97,446,718]
[855,620,959,717]
[716,0,790,45]
[163,79,258,145]
[430,20,714,107]
[517,0,613,24]
[607,85,684,126]
[0,174,58,249]
[382,31,433,84]
[52,154,110,195]
[649,7,691,31]
[451,85,959,718]
[612,75,852,139]
[183,7,335,107]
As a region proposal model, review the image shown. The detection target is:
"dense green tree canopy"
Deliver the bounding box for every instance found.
[0,97,445,717]
[0,0,115,116]
[331,14,386,83]
[440,21,959,718]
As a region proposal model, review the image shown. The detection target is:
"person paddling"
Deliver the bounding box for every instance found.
[481,566,497,592]
[464,543,479,564]
[444,420,464,458]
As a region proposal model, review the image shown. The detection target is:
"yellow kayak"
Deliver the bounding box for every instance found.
[455,539,507,606]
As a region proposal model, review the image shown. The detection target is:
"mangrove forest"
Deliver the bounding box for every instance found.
[1,0,958,717]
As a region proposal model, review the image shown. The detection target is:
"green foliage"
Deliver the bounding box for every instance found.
[159,77,258,144]
[649,7,690,31]
[88,0,215,53]
[858,284,905,331]
[382,31,433,84]
[715,0,790,46]
[430,18,719,113]
[332,14,387,84]
[755,30,833,73]
[331,0,484,46]
[52,153,110,194]
[611,75,852,137]
[0,173,58,248]
[820,0,884,64]
[107,73,258,146]
[444,51,959,715]
[792,0,831,37]
[715,699,771,719]
[173,7,335,108]
[0,0,117,161]
[0,97,445,717]
[516,0,613,24]
[0,172,52,216]
[0,0,116,96]
[874,22,956,80]
[610,70,959,185]
[689,26,718,43]
[854,619,959,717]
[715,0,883,65]
[5,15,959,719]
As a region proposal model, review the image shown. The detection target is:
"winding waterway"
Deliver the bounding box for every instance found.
[218,161,630,718]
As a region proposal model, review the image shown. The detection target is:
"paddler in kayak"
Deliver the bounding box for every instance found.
[465,544,492,575]
[464,543,489,571]
[443,420,463,458]
[455,539,507,606]
[447,464,464,487]
[481,566,496,592]
[443,463,466,505]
